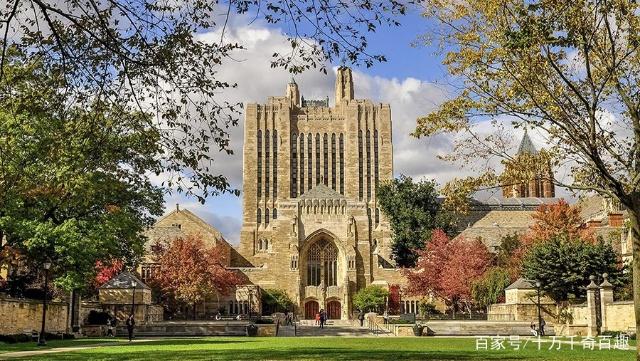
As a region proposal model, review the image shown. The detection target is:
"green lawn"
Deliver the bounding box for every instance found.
[0,337,635,360]
[0,338,121,354]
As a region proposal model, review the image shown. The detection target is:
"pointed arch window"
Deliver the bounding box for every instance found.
[273,208,278,219]
[323,134,328,185]
[291,133,298,198]
[265,130,270,199]
[273,130,278,199]
[257,130,262,198]
[299,134,305,195]
[358,130,363,201]
[306,239,338,286]
[265,208,270,225]
[339,134,344,195]
[257,208,262,225]
[315,134,320,185]
[307,134,313,190]
[331,134,336,190]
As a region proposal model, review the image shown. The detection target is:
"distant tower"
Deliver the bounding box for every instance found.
[335,66,354,104]
[502,129,555,198]
[286,78,300,106]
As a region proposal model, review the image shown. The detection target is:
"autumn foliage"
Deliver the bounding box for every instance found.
[403,229,491,312]
[523,199,594,245]
[151,235,241,313]
[94,259,124,287]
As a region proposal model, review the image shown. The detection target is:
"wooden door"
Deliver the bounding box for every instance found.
[327,300,341,319]
[304,300,319,319]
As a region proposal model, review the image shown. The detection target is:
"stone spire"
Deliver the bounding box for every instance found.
[335,66,354,104]
[517,128,538,154]
[286,77,300,106]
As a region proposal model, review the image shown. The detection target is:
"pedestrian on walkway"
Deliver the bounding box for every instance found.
[540,318,546,336]
[319,309,326,329]
[126,314,135,342]
[358,310,365,327]
[315,312,320,326]
[106,317,114,337]
[383,310,389,325]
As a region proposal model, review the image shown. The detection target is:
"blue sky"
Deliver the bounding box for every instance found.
[160,5,541,245]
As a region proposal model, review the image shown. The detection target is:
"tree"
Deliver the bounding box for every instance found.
[403,229,492,316]
[471,267,511,311]
[416,3,640,350]
[152,235,241,319]
[377,175,456,267]
[0,55,164,291]
[261,289,294,315]
[0,0,409,200]
[521,234,623,302]
[524,200,593,244]
[353,285,390,313]
[94,259,124,288]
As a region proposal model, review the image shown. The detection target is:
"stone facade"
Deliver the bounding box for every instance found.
[501,130,555,198]
[0,296,68,334]
[235,67,397,320]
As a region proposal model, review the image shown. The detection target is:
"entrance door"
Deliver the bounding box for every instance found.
[327,300,341,319]
[305,300,319,319]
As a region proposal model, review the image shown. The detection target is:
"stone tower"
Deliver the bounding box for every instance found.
[237,67,401,320]
[502,129,555,198]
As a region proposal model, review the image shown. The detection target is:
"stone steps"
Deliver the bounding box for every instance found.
[295,324,377,337]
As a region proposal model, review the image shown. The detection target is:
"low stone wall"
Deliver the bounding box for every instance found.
[0,297,68,335]
[116,321,249,337]
[603,301,634,332]
[392,321,555,336]
[488,302,556,322]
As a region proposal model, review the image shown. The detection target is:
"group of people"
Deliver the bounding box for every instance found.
[314,309,327,328]
[104,314,136,342]
[530,318,546,336]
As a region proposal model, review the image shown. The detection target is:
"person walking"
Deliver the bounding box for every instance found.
[319,309,325,329]
[383,310,389,325]
[358,310,365,327]
[539,318,546,336]
[106,317,114,337]
[315,312,320,326]
[126,314,135,342]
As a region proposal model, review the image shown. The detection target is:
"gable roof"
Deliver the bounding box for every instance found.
[99,271,150,290]
[505,278,535,290]
[150,207,232,249]
[517,129,538,155]
[299,183,345,199]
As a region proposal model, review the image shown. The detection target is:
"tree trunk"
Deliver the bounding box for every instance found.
[628,206,640,361]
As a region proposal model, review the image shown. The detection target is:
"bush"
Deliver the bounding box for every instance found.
[87,310,111,325]
[353,286,389,313]
[0,334,31,344]
[261,289,294,314]
[600,330,636,340]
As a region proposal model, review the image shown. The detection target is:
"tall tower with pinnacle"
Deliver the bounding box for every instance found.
[286,78,300,106]
[502,129,555,198]
[335,67,354,104]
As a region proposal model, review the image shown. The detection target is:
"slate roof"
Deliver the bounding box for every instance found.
[299,183,345,199]
[99,271,150,290]
[469,196,559,211]
[517,129,538,154]
[505,278,536,290]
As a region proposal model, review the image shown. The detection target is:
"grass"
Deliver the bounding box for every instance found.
[0,336,634,361]
[0,338,121,354]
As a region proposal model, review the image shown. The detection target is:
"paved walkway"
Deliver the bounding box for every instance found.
[0,339,155,359]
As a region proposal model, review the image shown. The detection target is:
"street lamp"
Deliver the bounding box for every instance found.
[37,262,52,346]
[535,280,542,336]
[130,280,136,317]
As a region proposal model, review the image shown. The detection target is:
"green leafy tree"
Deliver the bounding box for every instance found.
[261,289,295,314]
[521,235,623,302]
[377,175,456,267]
[353,286,389,313]
[0,54,164,291]
[471,267,511,311]
[414,2,640,355]
[0,0,409,200]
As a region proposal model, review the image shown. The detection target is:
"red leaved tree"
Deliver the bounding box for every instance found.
[404,229,491,316]
[151,235,241,319]
[94,259,124,288]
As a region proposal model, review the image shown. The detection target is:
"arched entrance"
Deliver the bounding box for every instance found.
[304,300,319,319]
[326,300,341,320]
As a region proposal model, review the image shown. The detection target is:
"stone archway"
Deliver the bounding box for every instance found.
[306,239,339,287]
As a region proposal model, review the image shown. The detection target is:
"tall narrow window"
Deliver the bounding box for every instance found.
[273,208,278,219]
[374,129,379,195]
[366,129,371,200]
[307,134,312,190]
[331,134,336,190]
[358,130,363,201]
[257,208,262,225]
[299,134,305,195]
[265,208,270,225]
[291,133,297,197]
[257,130,262,198]
[339,134,344,195]
[315,134,320,185]
[323,134,328,185]
[265,130,270,199]
[375,208,380,227]
[273,130,278,199]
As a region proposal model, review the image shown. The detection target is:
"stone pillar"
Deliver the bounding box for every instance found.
[599,273,614,332]
[586,275,600,337]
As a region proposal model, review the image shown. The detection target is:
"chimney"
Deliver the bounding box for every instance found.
[608,212,624,227]
[335,66,354,105]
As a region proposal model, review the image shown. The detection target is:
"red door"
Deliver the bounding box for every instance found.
[327,300,341,319]
[305,300,319,319]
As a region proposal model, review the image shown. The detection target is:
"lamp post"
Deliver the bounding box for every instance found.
[130,280,136,317]
[37,262,52,346]
[535,280,542,335]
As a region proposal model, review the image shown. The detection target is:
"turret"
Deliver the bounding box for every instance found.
[287,78,300,106]
[335,66,354,104]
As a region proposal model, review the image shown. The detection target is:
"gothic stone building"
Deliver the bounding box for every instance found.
[233,67,404,320]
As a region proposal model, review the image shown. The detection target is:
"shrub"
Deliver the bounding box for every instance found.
[353,286,389,313]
